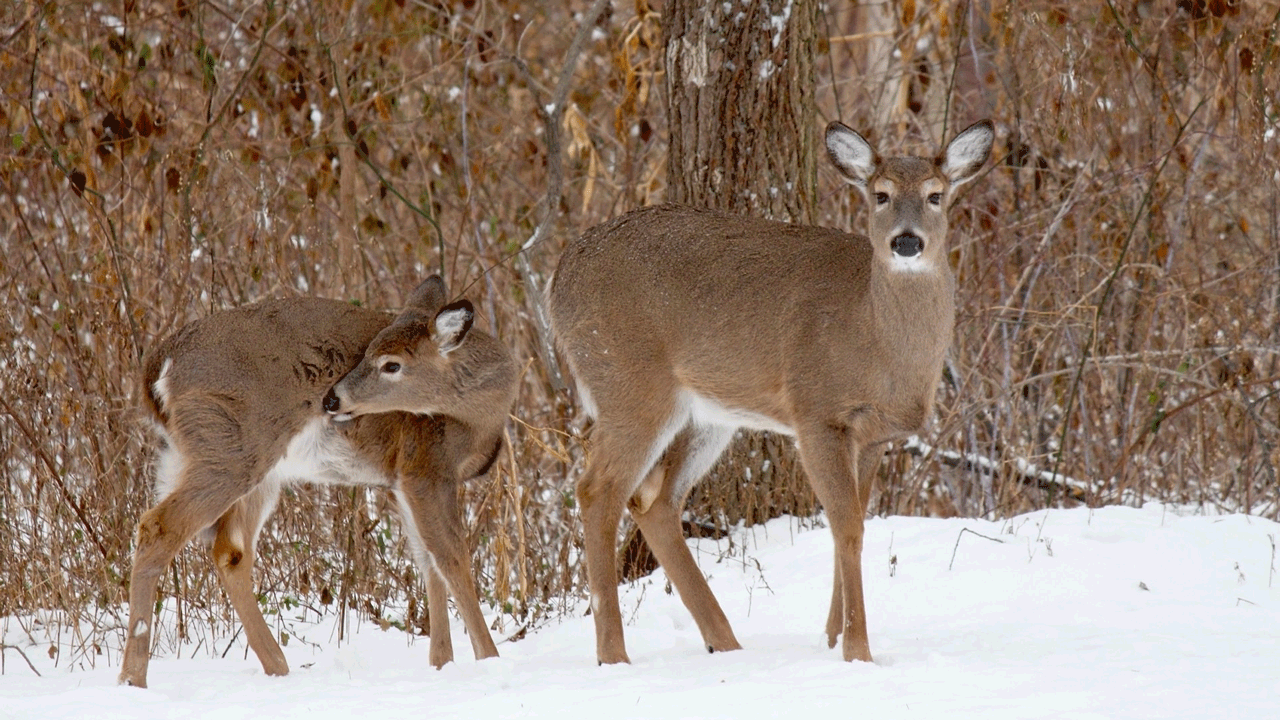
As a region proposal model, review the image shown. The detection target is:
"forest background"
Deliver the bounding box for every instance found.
[2,0,1278,668]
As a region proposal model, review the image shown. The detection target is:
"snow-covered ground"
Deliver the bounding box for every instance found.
[3,504,1278,719]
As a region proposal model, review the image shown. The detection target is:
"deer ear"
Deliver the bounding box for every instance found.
[940,120,994,186]
[404,275,449,317]
[432,300,474,355]
[825,121,878,188]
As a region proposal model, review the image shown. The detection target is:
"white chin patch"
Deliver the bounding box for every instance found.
[889,254,931,272]
[332,412,354,423]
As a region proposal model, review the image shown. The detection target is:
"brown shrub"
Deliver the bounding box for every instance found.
[1,0,1276,664]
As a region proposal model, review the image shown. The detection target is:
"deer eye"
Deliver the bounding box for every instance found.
[928,192,943,206]
[874,192,890,206]
[381,361,402,374]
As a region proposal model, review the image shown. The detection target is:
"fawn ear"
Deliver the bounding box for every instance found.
[404,275,449,317]
[940,120,994,187]
[825,121,878,189]
[432,300,474,355]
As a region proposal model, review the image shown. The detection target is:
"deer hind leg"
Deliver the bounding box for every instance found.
[576,398,687,665]
[629,423,741,654]
[210,480,287,677]
[395,485,498,664]
[824,445,882,649]
[120,454,255,686]
[797,424,873,662]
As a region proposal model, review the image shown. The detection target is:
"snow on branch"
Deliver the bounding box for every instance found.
[902,435,1090,504]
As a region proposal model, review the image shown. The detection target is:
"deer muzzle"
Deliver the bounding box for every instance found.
[322,387,354,421]
[890,233,923,257]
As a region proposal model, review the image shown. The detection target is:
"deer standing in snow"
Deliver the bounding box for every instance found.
[549,120,994,664]
[119,276,517,687]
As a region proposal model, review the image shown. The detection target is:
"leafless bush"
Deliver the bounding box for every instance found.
[1,0,1276,666]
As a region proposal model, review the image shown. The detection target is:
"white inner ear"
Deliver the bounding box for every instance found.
[826,127,876,184]
[434,308,471,353]
[943,125,994,181]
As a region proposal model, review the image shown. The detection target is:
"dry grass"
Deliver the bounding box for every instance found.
[1,0,1277,666]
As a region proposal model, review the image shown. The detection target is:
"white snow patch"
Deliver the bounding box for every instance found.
[309,104,322,137]
[3,505,1278,720]
[101,14,125,35]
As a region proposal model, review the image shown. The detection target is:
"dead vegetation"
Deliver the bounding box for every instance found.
[1,0,1277,666]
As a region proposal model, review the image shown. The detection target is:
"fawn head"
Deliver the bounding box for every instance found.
[323,276,511,424]
[824,119,994,272]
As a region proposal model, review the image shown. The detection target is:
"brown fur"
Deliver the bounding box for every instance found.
[549,121,993,664]
[119,276,518,687]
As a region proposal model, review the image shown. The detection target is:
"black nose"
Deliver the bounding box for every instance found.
[890,233,923,257]
[322,388,341,413]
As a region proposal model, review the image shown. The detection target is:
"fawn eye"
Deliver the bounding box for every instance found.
[928,192,943,206]
[381,361,402,374]
[875,192,889,205]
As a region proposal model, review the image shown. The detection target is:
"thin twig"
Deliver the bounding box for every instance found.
[948,528,1005,571]
[1268,534,1276,589]
[0,644,43,677]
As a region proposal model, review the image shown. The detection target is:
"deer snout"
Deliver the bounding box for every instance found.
[890,233,923,257]
[323,387,355,422]
[322,387,343,414]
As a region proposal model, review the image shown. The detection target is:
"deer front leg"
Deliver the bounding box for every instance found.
[798,425,873,662]
[824,445,881,649]
[396,484,498,663]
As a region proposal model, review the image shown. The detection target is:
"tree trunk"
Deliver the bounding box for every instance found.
[620,0,821,580]
[663,0,818,222]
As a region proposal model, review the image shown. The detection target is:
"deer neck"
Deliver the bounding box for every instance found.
[867,253,956,355]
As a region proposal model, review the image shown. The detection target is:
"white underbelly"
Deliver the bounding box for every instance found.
[264,416,389,488]
[685,391,795,436]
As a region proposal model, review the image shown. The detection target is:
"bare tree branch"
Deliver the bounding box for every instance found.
[511,0,612,392]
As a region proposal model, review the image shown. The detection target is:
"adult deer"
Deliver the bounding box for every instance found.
[549,120,994,664]
[119,276,517,687]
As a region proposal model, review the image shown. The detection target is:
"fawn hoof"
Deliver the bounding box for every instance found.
[707,638,742,654]
[596,650,631,666]
[842,640,873,663]
[118,672,147,689]
[260,651,290,678]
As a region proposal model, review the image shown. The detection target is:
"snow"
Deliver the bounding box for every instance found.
[768,0,793,49]
[3,505,1278,719]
